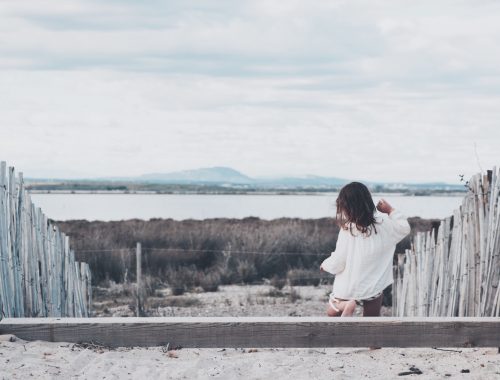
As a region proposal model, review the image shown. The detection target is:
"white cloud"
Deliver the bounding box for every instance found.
[0,0,499,183]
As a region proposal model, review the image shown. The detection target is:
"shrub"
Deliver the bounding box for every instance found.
[236,260,258,284]
[287,269,321,286]
[149,296,201,308]
[63,217,426,288]
[213,247,239,285]
[287,287,301,303]
[270,275,286,290]
[66,217,339,285]
[171,286,185,296]
[266,288,285,297]
[167,267,197,296]
[199,271,221,292]
[144,275,163,297]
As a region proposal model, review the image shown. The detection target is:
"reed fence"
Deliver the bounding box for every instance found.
[394,168,500,317]
[0,161,91,318]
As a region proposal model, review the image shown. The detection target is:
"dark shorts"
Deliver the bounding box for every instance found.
[329,292,384,316]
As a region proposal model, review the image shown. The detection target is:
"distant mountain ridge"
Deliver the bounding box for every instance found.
[26,166,465,191]
[140,167,253,184]
[139,167,349,187]
[133,167,462,190]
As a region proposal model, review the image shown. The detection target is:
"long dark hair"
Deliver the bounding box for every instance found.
[336,182,377,236]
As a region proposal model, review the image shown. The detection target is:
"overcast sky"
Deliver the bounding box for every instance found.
[0,0,499,183]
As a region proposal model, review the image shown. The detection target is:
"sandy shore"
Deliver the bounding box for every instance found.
[2,285,499,379]
[1,335,499,379]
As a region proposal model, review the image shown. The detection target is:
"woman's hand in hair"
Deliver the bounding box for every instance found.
[376,199,394,214]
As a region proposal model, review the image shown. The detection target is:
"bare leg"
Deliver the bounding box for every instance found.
[328,298,357,317]
[326,304,341,317]
[340,300,356,317]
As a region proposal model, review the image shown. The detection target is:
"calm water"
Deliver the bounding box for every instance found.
[29,193,464,221]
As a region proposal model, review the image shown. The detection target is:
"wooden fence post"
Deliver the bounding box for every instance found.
[136,242,143,317]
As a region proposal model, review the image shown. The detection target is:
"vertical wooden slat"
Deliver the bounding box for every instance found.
[0,161,92,319]
[396,170,499,317]
[0,161,11,317]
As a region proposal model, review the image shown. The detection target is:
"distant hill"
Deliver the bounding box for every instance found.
[137,167,349,187]
[25,166,465,193]
[140,167,254,184]
[135,167,463,191]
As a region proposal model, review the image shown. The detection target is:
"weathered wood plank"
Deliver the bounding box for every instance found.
[1,317,500,348]
[0,161,92,318]
[395,169,500,317]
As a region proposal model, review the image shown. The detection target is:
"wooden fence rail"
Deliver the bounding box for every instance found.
[1,317,499,348]
[394,168,500,317]
[0,161,91,318]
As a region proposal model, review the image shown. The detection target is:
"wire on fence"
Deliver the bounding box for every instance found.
[75,247,330,257]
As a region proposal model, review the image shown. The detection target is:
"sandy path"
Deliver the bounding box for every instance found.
[1,336,499,380]
[97,285,393,318]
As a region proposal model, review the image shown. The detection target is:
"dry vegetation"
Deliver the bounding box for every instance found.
[90,284,393,318]
[57,217,437,302]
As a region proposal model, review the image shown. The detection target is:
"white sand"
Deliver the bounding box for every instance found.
[0,336,499,379]
[96,284,393,318]
[2,285,499,379]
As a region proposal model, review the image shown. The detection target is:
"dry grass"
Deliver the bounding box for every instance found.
[59,217,435,292]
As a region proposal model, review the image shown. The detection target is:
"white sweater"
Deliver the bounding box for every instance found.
[320,210,411,300]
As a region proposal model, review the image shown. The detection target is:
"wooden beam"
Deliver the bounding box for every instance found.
[1,317,500,348]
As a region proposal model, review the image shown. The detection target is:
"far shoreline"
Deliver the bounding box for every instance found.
[28,189,466,197]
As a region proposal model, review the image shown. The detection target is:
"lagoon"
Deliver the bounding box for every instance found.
[29,193,464,221]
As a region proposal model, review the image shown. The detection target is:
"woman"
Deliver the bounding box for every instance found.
[320,182,410,317]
